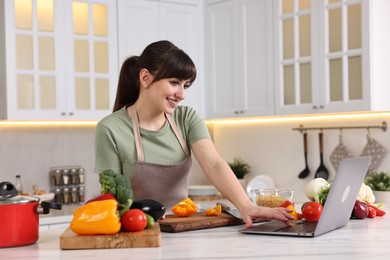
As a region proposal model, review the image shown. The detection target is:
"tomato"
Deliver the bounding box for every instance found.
[302,202,323,222]
[121,209,147,232]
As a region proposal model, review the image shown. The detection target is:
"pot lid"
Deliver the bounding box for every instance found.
[0,195,39,205]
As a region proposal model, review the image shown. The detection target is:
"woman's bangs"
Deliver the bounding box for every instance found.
[158,51,196,82]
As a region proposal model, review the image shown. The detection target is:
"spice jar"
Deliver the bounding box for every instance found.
[71,186,78,203]
[70,169,78,185]
[61,169,70,186]
[54,187,62,203]
[52,169,62,186]
[62,187,70,204]
[78,168,85,184]
[78,185,85,203]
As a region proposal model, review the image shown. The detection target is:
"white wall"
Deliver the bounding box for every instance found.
[0,125,101,201]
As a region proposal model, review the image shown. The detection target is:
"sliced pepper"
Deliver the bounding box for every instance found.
[367,204,386,217]
[205,204,222,216]
[70,199,121,235]
[171,198,198,217]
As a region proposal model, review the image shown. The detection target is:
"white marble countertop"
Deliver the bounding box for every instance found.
[1,215,390,259]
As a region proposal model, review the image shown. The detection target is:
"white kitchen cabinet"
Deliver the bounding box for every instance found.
[0,0,118,120]
[206,0,274,118]
[117,0,205,117]
[274,0,390,115]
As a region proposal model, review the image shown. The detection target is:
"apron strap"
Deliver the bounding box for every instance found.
[129,105,145,161]
[166,114,190,157]
[129,105,190,161]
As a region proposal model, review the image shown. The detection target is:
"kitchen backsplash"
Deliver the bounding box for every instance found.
[208,114,390,203]
[0,114,389,204]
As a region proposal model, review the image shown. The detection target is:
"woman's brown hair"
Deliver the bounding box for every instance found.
[113,40,197,112]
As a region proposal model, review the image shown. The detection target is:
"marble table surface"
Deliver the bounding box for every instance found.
[1,214,389,260]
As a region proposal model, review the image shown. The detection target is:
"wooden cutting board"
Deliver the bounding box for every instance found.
[158,212,245,232]
[60,223,160,249]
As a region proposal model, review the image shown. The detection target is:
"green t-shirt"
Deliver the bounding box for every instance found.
[94,106,210,180]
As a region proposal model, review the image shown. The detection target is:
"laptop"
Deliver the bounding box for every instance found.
[240,156,372,237]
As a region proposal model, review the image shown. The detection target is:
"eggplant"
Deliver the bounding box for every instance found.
[351,200,368,219]
[130,199,166,221]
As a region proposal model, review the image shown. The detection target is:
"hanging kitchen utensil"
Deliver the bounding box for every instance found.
[360,131,387,174]
[329,131,353,171]
[298,132,310,179]
[315,132,329,180]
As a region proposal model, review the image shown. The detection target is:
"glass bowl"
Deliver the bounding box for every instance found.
[249,188,294,207]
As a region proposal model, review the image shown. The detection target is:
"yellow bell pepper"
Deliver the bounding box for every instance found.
[70,199,121,235]
[171,198,198,217]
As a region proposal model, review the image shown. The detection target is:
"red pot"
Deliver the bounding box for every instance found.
[0,182,61,248]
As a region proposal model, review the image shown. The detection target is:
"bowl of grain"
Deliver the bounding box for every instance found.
[250,188,294,207]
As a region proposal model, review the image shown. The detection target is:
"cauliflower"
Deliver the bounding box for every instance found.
[357,183,375,204]
[305,178,330,203]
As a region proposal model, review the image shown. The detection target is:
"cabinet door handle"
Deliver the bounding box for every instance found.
[312,105,318,109]
[69,112,74,116]
[61,112,66,116]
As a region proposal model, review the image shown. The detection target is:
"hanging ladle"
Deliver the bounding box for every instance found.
[298,132,310,178]
[314,131,330,180]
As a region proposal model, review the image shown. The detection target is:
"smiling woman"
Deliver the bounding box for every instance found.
[93,40,293,226]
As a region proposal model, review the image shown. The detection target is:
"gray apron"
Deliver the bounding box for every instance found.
[129,105,192,209]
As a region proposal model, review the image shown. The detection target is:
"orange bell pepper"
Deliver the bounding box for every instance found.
[70,199,121,235]
[205,204,222,216]
[171,198,198,217]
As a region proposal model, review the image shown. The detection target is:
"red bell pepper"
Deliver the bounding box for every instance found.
[280,200,293,208]
[367,206,376,218]
[367,204,386,217]
[86,192,117,204]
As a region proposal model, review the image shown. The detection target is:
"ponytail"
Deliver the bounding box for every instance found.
[113,56,140,112]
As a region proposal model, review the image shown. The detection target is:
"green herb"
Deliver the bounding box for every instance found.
[318,186,330,206]
[365,171,390,191]
[228,157,251,179]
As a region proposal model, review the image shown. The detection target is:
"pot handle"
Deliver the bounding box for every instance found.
[38,201,62,214]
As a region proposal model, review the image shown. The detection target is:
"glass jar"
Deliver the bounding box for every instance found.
[62,187,70,204]
[15,175,23,194]
[61,169,70,186]
[78,185,85,203]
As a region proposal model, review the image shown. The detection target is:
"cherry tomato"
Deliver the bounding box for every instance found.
[121,209,147,231]
[302,201,323,222]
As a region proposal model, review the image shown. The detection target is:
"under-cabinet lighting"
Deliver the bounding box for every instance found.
[205,112,390,126]
[0,121,98,128]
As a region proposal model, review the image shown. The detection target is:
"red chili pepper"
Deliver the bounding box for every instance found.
[367,206,376,218]
[367,204,386,217]
[86,192,117,204]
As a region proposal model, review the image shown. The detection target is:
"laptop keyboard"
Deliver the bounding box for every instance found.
[278,221,317,233]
